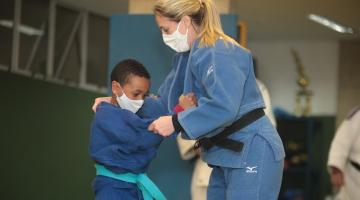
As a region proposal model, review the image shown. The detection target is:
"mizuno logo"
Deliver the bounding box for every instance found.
[246,166,258,173]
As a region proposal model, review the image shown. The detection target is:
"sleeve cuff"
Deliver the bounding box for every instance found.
[172,114,185,133]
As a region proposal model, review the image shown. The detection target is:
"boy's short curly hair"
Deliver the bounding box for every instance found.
[110,59,150,85]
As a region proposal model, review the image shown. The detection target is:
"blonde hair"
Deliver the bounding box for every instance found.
[154,0,239,47]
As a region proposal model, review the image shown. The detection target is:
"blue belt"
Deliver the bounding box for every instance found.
[95,164,167,200]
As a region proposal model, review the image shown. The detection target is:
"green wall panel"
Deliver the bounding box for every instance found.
[0,71,100,199]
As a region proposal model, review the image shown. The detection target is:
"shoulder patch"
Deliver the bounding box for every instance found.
[346,106,360,119]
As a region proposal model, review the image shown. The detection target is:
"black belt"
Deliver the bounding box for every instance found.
[350,160,360,172]
[194,108,265,152]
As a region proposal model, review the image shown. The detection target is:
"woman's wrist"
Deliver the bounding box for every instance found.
[172,114,184,133]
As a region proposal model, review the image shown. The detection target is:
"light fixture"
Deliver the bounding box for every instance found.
[0,19,44,36]
[307,14,354,34]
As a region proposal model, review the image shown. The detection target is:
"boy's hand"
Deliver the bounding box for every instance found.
[92,97,112,112]
[179,92,197,110]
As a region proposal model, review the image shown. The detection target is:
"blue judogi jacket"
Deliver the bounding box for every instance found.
[89,102,163,174]
[139,39,285,168]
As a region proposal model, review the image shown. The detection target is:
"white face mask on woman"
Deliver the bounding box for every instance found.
[162,21,190,52]
[116,93,144,113]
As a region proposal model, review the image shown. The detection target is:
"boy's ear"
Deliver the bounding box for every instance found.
[111,81,123,96]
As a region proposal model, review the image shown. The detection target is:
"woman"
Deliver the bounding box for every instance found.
[148,0,285,199]
[94,0,285,199]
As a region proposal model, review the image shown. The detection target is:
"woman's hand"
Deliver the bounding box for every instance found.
[179,92,197,110]
[148,116,174,137]
[92,97,112,112]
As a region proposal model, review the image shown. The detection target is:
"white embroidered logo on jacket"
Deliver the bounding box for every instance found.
[207,65,214,77]
[246,166,258,173]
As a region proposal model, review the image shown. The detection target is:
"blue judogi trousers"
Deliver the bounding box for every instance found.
[93,164,166,200]
[207,135,284,200]
[93,176,143,200]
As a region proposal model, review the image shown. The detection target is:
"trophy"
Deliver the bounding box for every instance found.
[291,49,313,117]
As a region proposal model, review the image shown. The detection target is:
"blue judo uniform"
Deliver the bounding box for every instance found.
[89,102,164,200]
[140,39,285,200]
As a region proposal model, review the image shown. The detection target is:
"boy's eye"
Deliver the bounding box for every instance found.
[134,93,144,98]
[132,92,148,99]
[162,28,169,34]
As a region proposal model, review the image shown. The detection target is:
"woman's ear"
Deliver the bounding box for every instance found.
[182,15,192,28]
[111,81,123,97]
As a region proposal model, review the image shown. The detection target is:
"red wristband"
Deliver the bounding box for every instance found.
[174,105,184,113]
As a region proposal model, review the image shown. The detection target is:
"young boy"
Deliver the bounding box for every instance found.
[89,59,166,200]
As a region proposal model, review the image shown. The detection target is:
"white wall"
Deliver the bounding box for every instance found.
[248,40,339,116]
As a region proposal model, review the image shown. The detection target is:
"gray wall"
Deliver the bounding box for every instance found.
[337,40,360,123]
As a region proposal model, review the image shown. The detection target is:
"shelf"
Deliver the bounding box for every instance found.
[277,117,316,200]
[284,166,307,174]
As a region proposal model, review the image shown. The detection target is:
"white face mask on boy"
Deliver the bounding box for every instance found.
[162,21,190,52]
[116,93,144,113]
